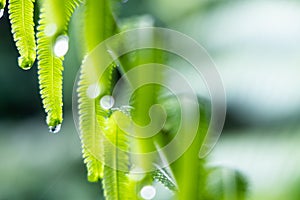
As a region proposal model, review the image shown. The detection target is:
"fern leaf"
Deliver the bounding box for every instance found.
[78,66,104,182]
[37,0,80,128]
[8,0,36,69]
[102,111,131,200]
[78,0,117,182]
[78,61,116,182]
[37,7,64,129]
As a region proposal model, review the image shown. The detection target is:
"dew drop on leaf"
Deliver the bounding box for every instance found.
[53,35,69,57]
[0,9,4,18]
[49,124,61,134]
[140,185,156,200]
[100,95,114,109]
[18,56,34,70]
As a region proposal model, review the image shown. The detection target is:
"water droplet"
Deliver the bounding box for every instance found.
[49,124,61,134]
[100,95,114,110]
[0,9,4,19]
[122,0,128,3]
[44,23,57,37]
[140,185,156,200]
[87,83,101,99]
[53,35,69,57]
[18,56,34,70]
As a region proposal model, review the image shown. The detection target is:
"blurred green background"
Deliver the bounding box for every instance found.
[1,0,300,199]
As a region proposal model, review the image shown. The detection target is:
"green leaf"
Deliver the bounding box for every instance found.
[36,0,80,128]
[102,111,131,200]
[78,66,112,182]
[78,61,116,182]
[78,94,104,183]
[78,0,117,182]
[8,0,36,69]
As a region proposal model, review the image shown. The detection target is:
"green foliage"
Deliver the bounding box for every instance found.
[37,0,80,128]
[8,0,36,69]
[78,72,104,182]
[1,0,249,199]
[78,63,116,182]
[78,0,117,183]
[36,19,63,128]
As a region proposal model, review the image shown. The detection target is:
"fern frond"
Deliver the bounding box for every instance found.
[8,0,36,69]
[102,111,131,200]
[78,0,117,182]
[78,61,116,182]
[78,65,104,181]
[37,8,64,128]
[37,0,80,128]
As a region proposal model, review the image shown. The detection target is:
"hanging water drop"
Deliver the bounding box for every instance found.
[18,56,34,70]
[100,95,114,110]
[122,0,128,3]
[87,83,101,99]
[53,35,69,57]
[49,124,61,134]
[0,9,4,19]
[140,185,156,200]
